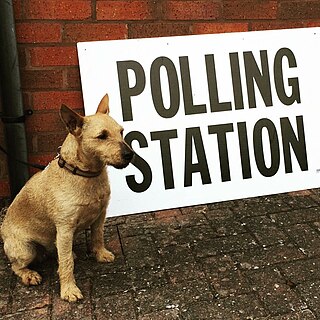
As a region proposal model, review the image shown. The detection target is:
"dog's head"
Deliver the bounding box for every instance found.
[60,94,134,170]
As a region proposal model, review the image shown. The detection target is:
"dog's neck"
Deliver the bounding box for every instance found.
[59,134,106,173]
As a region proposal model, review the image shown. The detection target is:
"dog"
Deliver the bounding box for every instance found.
[1,94,134,302]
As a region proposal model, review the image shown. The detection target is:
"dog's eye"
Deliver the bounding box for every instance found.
[120,129,124,137]
[97,132,108,140]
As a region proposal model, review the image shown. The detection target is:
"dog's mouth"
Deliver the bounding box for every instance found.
[110,149,135,169]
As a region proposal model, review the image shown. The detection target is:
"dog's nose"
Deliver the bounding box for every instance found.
[122,147,134,161]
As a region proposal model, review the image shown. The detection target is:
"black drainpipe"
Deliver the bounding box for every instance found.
[0,0,29,199]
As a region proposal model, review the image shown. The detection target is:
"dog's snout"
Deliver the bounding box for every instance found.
[123,147,134,161]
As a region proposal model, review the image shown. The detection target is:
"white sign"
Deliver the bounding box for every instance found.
[77,28,320,217]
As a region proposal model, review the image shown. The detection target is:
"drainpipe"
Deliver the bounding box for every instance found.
[0,0,29,199]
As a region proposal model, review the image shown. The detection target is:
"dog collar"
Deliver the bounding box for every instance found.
[58,156,102,178]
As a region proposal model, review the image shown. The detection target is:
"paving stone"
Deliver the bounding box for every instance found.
[192,233,258,258]
[3,307,50,319]
[205,208,246,236]
[122,235,162,268]
[279,258,320,284]
[202,255,251,297]
[180,205,207,215]
[242,215,289,247]
[297,280,320,318]
[285,224,320,256]
[181,294,267,319]
[138,308,179,320]
[270,207,320,226]
[245,267,307,316]
[232,195,291,218]
[283,194,319,209]
[232,244,305,270]
[256,309,317,319]
[92,271,132,297]
[135,279,213,316]
[11,275,51,314]
[93,292,136,320]
[52,279,93,319]
[158,244,196,266]
[175,212,209,227]
[130,265,168,290]
[164,261,206,285]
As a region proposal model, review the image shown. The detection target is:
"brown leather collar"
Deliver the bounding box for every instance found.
[58,156,102,178]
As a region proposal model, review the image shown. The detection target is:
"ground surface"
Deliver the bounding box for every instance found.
[1,189,320,319]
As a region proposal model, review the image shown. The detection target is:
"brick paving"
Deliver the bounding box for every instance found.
[1,189,320,319]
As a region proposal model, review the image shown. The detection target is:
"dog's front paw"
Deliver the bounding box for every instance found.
[22,270,42,286]
[95,248,115,263]
[61,284,83,302]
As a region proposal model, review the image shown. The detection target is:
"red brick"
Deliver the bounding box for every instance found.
[97,1,155,20]
[33,133,67,153]
[250,21,304,31]
[13,0,22,20]
[25,112,65,133]
[29,47,78,67]
[305,21,320,28]
[279,1,320,19]
[64,68,81,89]
[17,47,27,68]
[28,154,56,176]
[64,23,127,42]
[16,23,62,43]
[24,0,92,20]
[0,180,10,198]
[21,70,64,89]
[129,22,191,38]
[192,22,248,35]
[32,91,83,111]
[163,1,221,20]
[223,1,277,20]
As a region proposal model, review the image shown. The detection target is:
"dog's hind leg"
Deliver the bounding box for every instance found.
[4,240,42,286]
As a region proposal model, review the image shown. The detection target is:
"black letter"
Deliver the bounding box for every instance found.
[244,50,273,108]
[208,123,234,182]
[237,122,252,179]
[230,52,244,110]
[117,60,146,121]
[274,48,301,105]
[184,127,211,187]
[280,116,308,172]
[150,57,180,118]
[253,118,280,177]
[205,54,232,112]
[125,131,152,193]
[179,56,207,115]
[150,130,178,189]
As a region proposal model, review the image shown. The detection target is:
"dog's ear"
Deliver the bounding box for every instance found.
[60,104,84,136]
[96,94,110,114]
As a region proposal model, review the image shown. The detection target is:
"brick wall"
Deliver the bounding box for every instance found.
[1,0,320,198]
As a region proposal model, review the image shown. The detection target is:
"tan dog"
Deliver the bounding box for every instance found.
[1,94,134,302]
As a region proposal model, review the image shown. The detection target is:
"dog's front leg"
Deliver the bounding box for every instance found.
[90,210,115,263]
[56,226,83,302]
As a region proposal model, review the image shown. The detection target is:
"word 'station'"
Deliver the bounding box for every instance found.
[117,48,306,192]
[78,28,320,216]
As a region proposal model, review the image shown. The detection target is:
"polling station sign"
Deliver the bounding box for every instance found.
[77,27,320,217]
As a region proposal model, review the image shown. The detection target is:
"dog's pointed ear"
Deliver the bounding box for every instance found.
[96,94,110,114]
[60,104,84,136]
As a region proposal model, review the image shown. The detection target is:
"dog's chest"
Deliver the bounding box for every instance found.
[75,196,106,231]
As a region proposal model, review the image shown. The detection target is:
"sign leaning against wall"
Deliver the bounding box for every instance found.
[77,27,320,217]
